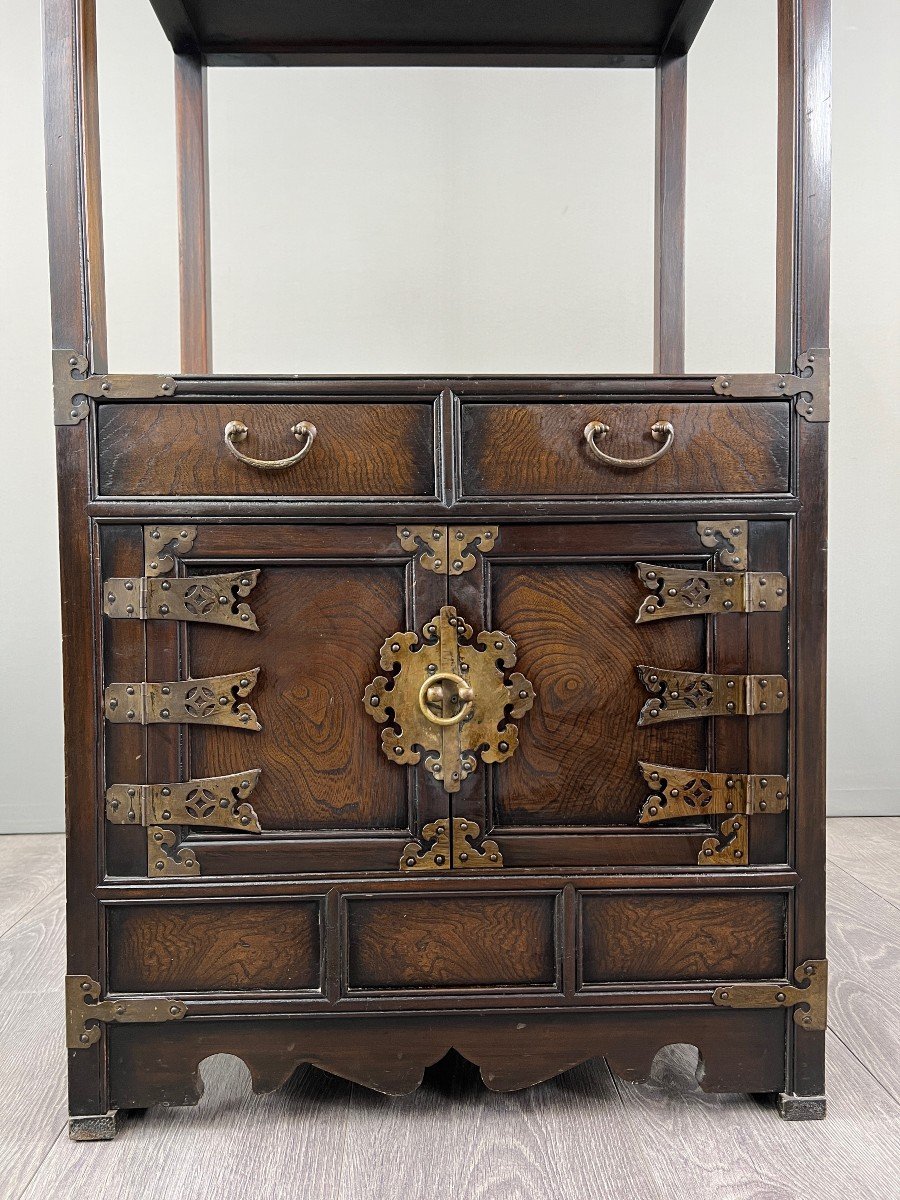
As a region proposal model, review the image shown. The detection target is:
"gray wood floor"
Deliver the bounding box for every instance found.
[1,820,898,1200]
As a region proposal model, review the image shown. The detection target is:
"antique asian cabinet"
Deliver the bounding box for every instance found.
[43,0,831,1138]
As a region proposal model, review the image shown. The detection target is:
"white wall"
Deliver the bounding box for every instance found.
[0,0,896,831]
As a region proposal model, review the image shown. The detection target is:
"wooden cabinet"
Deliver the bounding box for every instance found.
[45,0,831,1139]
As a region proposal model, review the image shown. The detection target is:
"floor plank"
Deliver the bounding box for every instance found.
[827,818,900,910]
[20,1057,353,1200]
[826,860,900,1103]
[0,884,65,994]
[0,836,64,937]
[611,1034,900,1200]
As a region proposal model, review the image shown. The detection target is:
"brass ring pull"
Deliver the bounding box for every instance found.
[223,419,317,470]
[584,420,675,469]
[418,672,474,726]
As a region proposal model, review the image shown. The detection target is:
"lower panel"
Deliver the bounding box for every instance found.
[107,1009,788,1106]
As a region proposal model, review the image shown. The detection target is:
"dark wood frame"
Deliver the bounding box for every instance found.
[43,0,830,1130]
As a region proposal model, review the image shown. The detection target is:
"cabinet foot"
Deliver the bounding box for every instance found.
[68,1110,120,1141]
[776,1093,827,1121]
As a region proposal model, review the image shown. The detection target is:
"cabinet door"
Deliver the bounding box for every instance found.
[102,523,447,877]
[445,521,789,869]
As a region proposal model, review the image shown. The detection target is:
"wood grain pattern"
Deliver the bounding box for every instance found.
[827,818,900,910]
[461,402,790,496]
[0,885,65,994]
[580,892,785,983]
[346,896,557,989]
[491,563,706,824]
[0,836,64,937]
[108,902,322,992]
[175,54,212,373]
[188,564,409,831]
[97,402,436,497]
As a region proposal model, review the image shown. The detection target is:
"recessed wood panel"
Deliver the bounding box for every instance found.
[188,565,409,830]
[347,895,558,989]
[97,402,436,497]
[461,402,790,496]
[108,902,322,991]
[580,892,785,983]
[491,563,706,824]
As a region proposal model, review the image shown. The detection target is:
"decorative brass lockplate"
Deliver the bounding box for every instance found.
[638,762,789,823]
[636,666,789,724]
[712,960,828,1030]
[635,563,787,622]
[103,571,259,629]
[363,606,534,794]
[104,670,260,729]
[66,975,187,1048]
[106,770,262,832]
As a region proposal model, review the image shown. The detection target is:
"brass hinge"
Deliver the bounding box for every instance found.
[66,975,187,1048]
[106,770,262,832]
[712,960,828,1030]
[104,671,261,729]
[396,526,499,575]
[638,763,789,823]
[635,563,787,622]
[399,816,503,872]
[636,666,788,724]
[103,571,259,630]
[713,348,829,423]
[53,349,176,426]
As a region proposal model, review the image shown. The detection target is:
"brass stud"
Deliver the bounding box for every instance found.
[406,857,416,867]
[670,691,679,699]
[159,604,169,615]
[776,992,786,1002]
[646,605,656,614]
[161,580,171,591]
[160,709,170,719]
[434,855,445,865]
[723,600,733,610]
[161,810,170,820]
[459,852,468,862]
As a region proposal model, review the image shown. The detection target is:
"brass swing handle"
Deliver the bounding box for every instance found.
[224,419,317,470]
[418,672,474,727]
[584,420,675,469]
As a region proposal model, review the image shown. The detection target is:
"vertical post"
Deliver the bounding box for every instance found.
[175,53,212,372]
[776,0,831,1116]
[42,0,108,1122]
[653,53,687,374]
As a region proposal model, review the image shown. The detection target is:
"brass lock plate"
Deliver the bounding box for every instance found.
[363,606,534,794]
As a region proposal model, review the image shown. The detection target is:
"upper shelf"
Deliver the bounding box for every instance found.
[147,0,716,67]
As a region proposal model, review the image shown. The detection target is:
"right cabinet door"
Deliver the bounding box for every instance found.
[449,520,790,870]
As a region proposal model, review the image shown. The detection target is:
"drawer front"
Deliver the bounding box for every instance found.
[97,400,438,498]
[460,400,791,497]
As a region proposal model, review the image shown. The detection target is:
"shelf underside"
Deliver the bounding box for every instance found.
[148,0,716,67]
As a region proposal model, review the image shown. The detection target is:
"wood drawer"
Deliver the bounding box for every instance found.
[96,400,438,498]
[460,400,791,497]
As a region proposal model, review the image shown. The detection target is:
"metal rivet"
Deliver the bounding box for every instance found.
[671,788,679,798]
[499,741,509,752]
[160,709,170,719]
[159,604,169,615]
[760,701,768,710]
[726,801,734,811]
[126,686,135,695]
[759,800,767,811]
[240,578,251,587]
[704,848,713,857]
[391,643,400,652]
[170,1005,181,1016]
[126,710,135,720]
[646,605,656,613]
[451,772,459,781]
[727,680,735,688]
[732,821,741,832]
[731,527,741,537]
[776,690,784,699]
[650,772,659,782]
[124,580,134,590]
[460,822,468,831]
[776,791,785,800]
[107,593,115,603]
[128,788,136,797]
[162,686,171,695]
[726,779,735,789]
[456,531,465,540]
[732,556,740,564]
[720,989,729,998]
[401,529,410,538]
[406,857,416,867]
[125,605,135,615]
[459,852,469,861]
[219,696,228,705]
[734,850,743,859]
[161,787,171,796]
[220,798,229,807]
[649,806,658,816]
[433,560,442,568]
[239,679,249,688]
[649,709,659,719]
[161,580,171,590]
[760,778,768,787]
[161,810,170,820]
[240,613,249,622]
[646,571,656,580]
[704,528,713,537]
[494,641,504,650]
[723,600,733,610]
[155,861,165,870]
[726,701,735,711]
[218,595,228,605]
[776,588,785,596]
[489,853,498,862]
[370,695,380,705]
[240,714,249,724]
[453,560,463,570]
[759,599,767,609]
[648,674,658,683]
[432,530,441,540]
[725,577,734,586]
[240,815,249,825]
[109,698,118,709]
[776,992,786,1002]
[670,691,679,699]
[185,860,194,868]
[519,689,528,699]
[394,746,403,755]
[434,855,445,865]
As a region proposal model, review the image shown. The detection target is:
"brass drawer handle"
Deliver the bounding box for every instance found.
[418,671,474,726]
[584,420,675,468]
[224,419,317,470]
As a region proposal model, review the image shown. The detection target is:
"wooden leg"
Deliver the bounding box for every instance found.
[68,1110,120,1141]
[776,1092,827,1121]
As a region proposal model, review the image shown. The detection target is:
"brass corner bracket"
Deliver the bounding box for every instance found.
[145,526,197,575]
[67,975,187,1048]
[53,349,176,426]
[712,960,828,1031]
[697,521,748,569]
[400,816,503,872]
[713,348,830,423]
[396,526,499,575]
[147,827,201,876]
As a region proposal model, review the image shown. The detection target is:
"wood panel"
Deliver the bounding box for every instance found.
[491,563,706,825]
[346,895,558,990]
[188,564,409,831]
[97,402,437,497]
[580,892,785,984]
[461,402,790,496]
[108,902,322,991]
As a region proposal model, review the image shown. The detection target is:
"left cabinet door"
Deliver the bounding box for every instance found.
[101,523,447,878]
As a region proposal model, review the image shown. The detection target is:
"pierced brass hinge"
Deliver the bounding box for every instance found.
[635,563,787,622]
[638,763,789,823]
[399,816,503,872]
[106,770,262,832]
[104,671,261,729]
[103,571,259,629]
[396,526,499,575]
[712,960,828,1030]
[713,348,829,423]
[53,349,176,426]
[66,975,187,1048]
[636,666,788,724]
